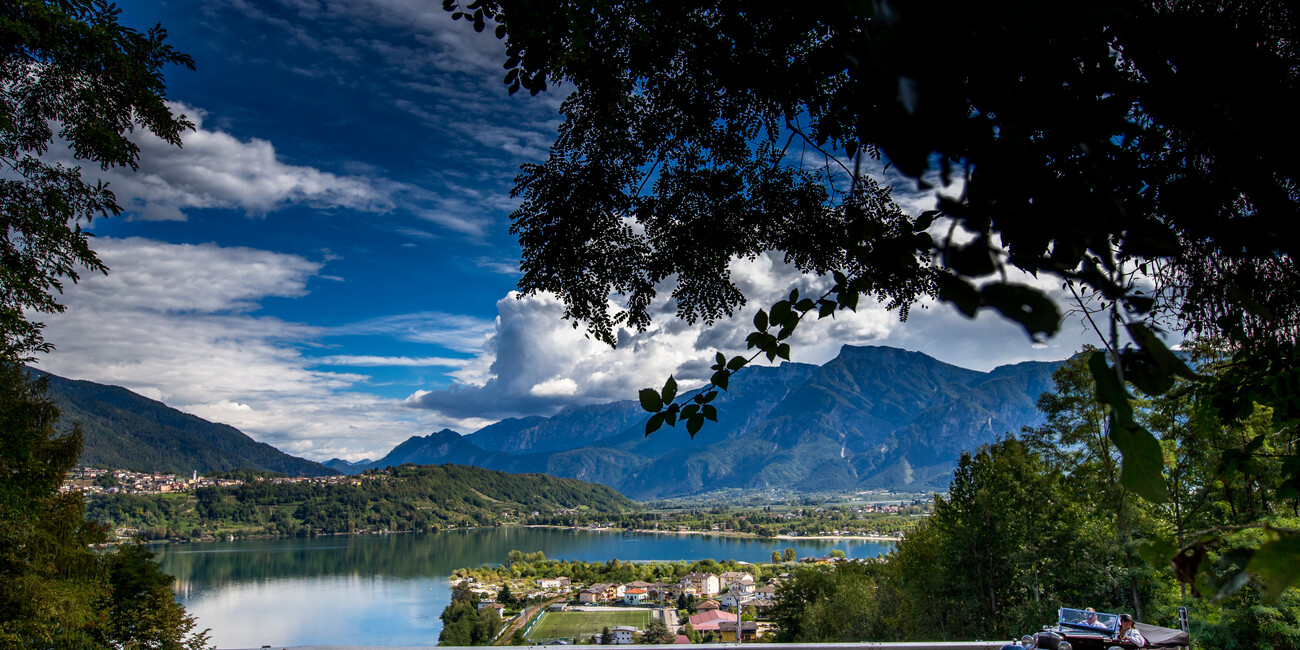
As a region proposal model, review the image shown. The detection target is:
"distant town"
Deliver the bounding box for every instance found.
[60,466,374,495]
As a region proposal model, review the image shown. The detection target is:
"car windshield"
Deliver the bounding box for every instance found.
[1058,607,1119,633]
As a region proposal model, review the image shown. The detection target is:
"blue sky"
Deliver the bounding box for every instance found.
[34,0,1103,462]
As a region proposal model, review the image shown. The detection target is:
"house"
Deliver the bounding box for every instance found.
[623,588,648,606]
[719,572,755,594]
[753,585,778,601]
[539,577,571,589]
[678,572,720,596]
[477,602,505,615]
[719,592,744,610]
[718,620,759,642]
[578,588,602,604]
[687,610,736,632]
[647,583,674,602]
[584,583,619,602]
[695,599,720,612]
[611,626,639,644]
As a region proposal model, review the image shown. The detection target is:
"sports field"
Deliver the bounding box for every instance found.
[527,610,653,640]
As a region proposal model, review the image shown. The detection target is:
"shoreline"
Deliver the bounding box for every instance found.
[525,524,901,543]
[126,523,905,547]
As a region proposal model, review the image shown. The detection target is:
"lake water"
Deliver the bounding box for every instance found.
[157,527,894,648]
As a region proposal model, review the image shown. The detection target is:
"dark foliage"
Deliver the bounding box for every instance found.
[1,0,193,358]
[87,463,636,539]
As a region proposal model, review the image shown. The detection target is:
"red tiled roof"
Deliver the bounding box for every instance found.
[687,610,737,631]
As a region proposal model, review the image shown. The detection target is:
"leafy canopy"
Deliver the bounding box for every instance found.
[1,2,204,647]
[1,0,193,359]
[445,0,1298,523]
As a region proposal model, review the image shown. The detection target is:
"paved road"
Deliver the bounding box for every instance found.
[652,607,679,631]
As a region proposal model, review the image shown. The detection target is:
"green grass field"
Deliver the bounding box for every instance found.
[527,610,653,640]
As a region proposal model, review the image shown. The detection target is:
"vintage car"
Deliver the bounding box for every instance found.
[1008,608,1190,650]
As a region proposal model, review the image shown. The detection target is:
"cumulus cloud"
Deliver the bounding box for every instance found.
[32,238,470,461]
[401,240,1116,422]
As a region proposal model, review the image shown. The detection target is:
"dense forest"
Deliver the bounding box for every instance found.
[771,349,1300,648]
[86,464,635,540]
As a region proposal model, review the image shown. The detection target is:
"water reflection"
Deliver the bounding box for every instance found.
[157,528,893,648]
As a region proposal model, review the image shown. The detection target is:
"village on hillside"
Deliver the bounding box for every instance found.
[59,466,371,495]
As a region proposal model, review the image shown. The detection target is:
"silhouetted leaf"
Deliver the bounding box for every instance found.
[645,412,665,436]
[686,414,705,436]
[661,376,677,404]
[938,274,979,317]
[979,283,1060,339]
[638,388,662,413]
[1126,322,1198,380]
[818,299,836,319]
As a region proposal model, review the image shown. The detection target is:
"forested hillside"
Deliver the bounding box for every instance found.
[86,464,636,540]
[29,368,335,476]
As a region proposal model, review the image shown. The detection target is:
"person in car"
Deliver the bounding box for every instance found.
[1113,614,1146,647]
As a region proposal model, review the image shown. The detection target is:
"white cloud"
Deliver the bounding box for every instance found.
[402,245,1116,421]
[529,377,579,397]
[31,238,472,461]
[83,104,396,221]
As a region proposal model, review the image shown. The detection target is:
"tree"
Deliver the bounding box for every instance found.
[683,622,700,644]
[445,0,1300,592]
[770,550,780,564]
[99,543,211,650]
[600,625,612,645]
[1,5,201,639]
[640,617,674,644]
[781,547,796,563]
[1,0,194,359]
[498,582,515,606]
[0,362,210,648]
[772,562,885,642]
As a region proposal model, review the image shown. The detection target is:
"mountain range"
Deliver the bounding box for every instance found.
[324,345,1062,498]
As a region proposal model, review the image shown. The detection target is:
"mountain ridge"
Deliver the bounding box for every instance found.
[28,368,337,477]
[338,345,1061,498]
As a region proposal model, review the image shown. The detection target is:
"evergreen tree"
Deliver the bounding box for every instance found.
[640,617,674,644]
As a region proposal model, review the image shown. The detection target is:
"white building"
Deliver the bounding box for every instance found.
[611,626,638,644]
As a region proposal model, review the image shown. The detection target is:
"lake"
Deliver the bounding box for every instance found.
[157,527,894,648]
